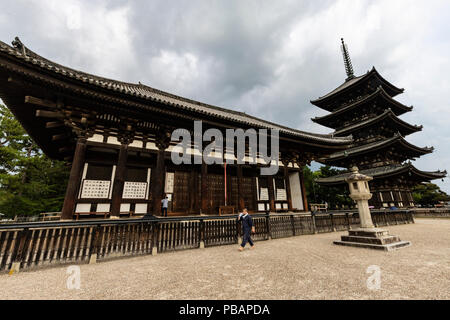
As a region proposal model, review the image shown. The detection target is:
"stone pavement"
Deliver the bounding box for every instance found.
[0,218,448,300]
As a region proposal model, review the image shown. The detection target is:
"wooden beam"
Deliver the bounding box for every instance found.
[45,121,65,129]
[36,110,64,119]
[59,147,74,154]
[52,133,69,141]
[25,96,57,109]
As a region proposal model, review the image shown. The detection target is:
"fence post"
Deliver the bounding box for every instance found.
[393,212,398,225]
[311,213,317,234]
[330,213,336,232]
[88,225,102,264]
[236,217,242,244]
[199,219,205,249]
[408,210,415,224]
[345,212,351,230]
[9,228,30,274]
[383,210,389,226]
[266,211,271,240]
[291,214,296,236]
[151,221,159,256]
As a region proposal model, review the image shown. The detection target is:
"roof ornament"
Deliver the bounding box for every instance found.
[340,38,354,81]
[11,36,27,57]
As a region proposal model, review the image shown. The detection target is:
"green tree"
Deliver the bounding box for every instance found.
[412,183,450,207]
[303,165,354,210]
[0,104,69,218]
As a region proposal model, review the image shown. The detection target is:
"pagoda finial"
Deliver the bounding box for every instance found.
[340,38,354,81]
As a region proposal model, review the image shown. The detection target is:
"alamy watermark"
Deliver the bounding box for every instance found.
[66,265,81,290]
[366,265,381,290]
[170,121,280,175]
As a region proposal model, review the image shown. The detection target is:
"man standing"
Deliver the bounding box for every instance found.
[237,208,255,251]
[161,194,169,217]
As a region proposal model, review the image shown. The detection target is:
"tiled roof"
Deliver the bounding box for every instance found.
[334,108,422,136]
[311,74,365,103]
[310,67,404,105]
[316,163,447,185]
[311,86,413,127]
[0,37,352,146]
[322,134,433,161]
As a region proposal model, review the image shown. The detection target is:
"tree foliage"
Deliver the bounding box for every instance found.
[303,165,353,210]
[412,183,450,207]
[0,104,69,218]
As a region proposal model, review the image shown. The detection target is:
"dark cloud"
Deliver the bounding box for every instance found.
[0,0,449,192]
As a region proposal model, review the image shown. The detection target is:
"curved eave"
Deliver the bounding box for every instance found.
[311,67,404,110]
[316,163,446,186]
[407,166,447,181]
[311,86,413,128]
[0,93,62,159]
[321,135,433,163]
[334,109,422,136]
[0,38,353,150]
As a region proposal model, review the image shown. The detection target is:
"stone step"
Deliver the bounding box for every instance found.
[341,235,401,245]
[348,229,389,238]
[333,240,411,251]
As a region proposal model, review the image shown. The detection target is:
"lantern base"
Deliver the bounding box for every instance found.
[333,228,411,251]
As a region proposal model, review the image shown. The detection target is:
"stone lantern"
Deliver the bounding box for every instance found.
[346,166,374,229]
[333,167,411,251]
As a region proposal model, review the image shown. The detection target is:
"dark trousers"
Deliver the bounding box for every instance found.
[161,207,167,217]
[241,230,254,247]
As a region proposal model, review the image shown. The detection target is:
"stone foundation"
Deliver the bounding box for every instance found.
[334,228,411,251]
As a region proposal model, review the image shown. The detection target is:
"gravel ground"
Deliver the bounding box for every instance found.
[0,218,449,300]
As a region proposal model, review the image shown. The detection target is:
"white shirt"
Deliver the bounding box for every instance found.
[161,198,169,208]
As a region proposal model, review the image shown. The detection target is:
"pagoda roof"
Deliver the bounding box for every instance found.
[311,86,413,129]
[310,67,404,111]
[0,37,353,156]
[334,108,422,137]
[315,163,447,186]
[320,134,434,163]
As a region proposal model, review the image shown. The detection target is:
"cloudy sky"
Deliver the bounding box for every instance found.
[1,0,449,192]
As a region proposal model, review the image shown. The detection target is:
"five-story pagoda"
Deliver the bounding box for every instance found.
[312,39,446,209]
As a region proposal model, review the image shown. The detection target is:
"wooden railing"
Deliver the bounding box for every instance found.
[0,210,414,273]
[412,208,450,218]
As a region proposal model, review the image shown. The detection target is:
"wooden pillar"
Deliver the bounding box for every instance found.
[299,167,309,212]
[201,161,209,214]
[251,169,258,212]
[152,148,166,216]
[267,175,275,212]
[237,165,245,211]
[283,163,293,211]
[110,143,128,218]
[189,168,198,214]
[61,137,87,220]
[226,164,232,207]
[151,130,171,216]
